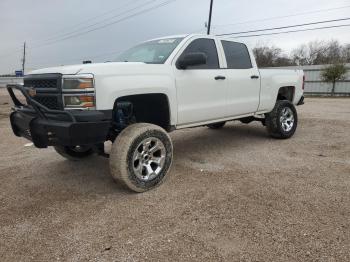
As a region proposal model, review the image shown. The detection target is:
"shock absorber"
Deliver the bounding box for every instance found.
[114,101,135,131]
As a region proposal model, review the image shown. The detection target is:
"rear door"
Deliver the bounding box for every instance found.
[220,40,261,116]
[174,37,228,125]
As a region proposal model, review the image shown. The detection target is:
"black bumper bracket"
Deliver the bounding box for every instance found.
[7,84,111,148]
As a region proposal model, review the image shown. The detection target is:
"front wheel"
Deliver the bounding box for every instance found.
[265,100,298,139]
[109,123,173,193]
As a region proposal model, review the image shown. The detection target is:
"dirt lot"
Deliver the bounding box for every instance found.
[0,88,349,262]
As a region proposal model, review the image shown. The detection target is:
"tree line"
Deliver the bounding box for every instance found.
[253,40,350,68]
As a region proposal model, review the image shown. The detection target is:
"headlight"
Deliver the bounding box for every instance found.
[62,75,95,109]
[62,77,94,90]
[63,95,95,109]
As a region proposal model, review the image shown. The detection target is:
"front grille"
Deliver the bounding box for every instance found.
[24,74,62,110]
[24,79,58,89]
[33,96,60,110]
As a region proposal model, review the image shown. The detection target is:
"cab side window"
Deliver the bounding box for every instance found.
[221,41,252,69]
[179,38,219,69]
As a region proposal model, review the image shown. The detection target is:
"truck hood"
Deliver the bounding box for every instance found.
[29,62,151,75]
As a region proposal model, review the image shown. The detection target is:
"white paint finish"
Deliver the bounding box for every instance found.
[27,34,304,128]
[174,68,228,124]
[225,68,261,116]
[30,64,84,75]
[85,63,178,125]
[259,69,304,111]
[171,35,229,125]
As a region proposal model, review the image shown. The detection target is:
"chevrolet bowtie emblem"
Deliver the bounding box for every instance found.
[28,87,36,97]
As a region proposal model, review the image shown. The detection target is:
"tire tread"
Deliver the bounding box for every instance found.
[265,100,298,139]
[109,123,173,192]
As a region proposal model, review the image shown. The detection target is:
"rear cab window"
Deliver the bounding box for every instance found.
[221,40,252,69]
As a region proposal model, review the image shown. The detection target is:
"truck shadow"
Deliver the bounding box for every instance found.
[172,123,268,153]
[45,123,268,194]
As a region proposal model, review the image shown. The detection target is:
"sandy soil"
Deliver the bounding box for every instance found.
[0,88,349,261]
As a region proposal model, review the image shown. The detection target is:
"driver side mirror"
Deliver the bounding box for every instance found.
[177,52,207,70]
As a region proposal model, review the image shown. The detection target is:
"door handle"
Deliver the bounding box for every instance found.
[251,75,259,79]
[215,76,226,80]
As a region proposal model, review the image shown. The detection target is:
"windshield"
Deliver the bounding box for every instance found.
[115,37,184,64]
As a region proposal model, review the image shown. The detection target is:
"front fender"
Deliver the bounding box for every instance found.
[94,74,177,125]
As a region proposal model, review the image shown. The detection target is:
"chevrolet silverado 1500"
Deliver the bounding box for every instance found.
[7,34,304,192]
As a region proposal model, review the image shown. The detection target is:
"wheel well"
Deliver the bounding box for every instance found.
[277,86,295,102]
[114,94,171,131]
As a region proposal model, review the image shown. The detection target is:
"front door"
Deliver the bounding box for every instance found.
[174,38,228,126]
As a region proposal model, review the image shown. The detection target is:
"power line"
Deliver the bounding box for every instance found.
[28,49,122,65]
[34,0,158,44]
[217,17,350,36]
[0,0,145,58]
[29,23,350,67]
[228,23,350,38]
[0,0,177,57]
[213,4,350,28]
[2,1,349,64]
[33,0,145,43]
[191,4,350,34]
[8,0,177,69]
[29,0,177,50]
[0,1,145,58]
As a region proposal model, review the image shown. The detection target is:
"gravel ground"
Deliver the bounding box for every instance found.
[0,88,349,261]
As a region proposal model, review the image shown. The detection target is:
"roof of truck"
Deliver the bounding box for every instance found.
[148,34,247,44]
[148,34,189,41]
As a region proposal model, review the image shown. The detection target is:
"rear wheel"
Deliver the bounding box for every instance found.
[109,123,173,193]
[207,121,226,129]
[265,100,298,139]
[54,145,94,161]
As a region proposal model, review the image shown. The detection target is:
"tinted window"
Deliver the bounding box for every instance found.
[179,38,219,69]
[221,41,252,69]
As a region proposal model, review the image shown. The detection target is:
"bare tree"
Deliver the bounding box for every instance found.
[321,64,348,96]
[291,44,309,65]
[253,45,294,67]
[291,41,328,65]
[291,40,348,65]
[315,40,343,64]
[342,44,350,63]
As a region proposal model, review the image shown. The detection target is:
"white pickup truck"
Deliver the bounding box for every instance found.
[7,34,304,192]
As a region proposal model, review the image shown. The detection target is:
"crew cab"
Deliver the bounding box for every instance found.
[7,34,304,192]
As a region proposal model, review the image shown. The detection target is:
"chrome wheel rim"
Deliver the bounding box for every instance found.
[280,107,294,132]
[132,137,166,181]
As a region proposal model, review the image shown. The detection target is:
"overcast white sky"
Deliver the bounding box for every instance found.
[0,0,349,74]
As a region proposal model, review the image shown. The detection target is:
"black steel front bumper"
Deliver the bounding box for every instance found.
[7,84,112,148]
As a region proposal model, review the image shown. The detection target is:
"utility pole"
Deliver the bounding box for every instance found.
[22,42,26,75]
[207,0,214,35]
